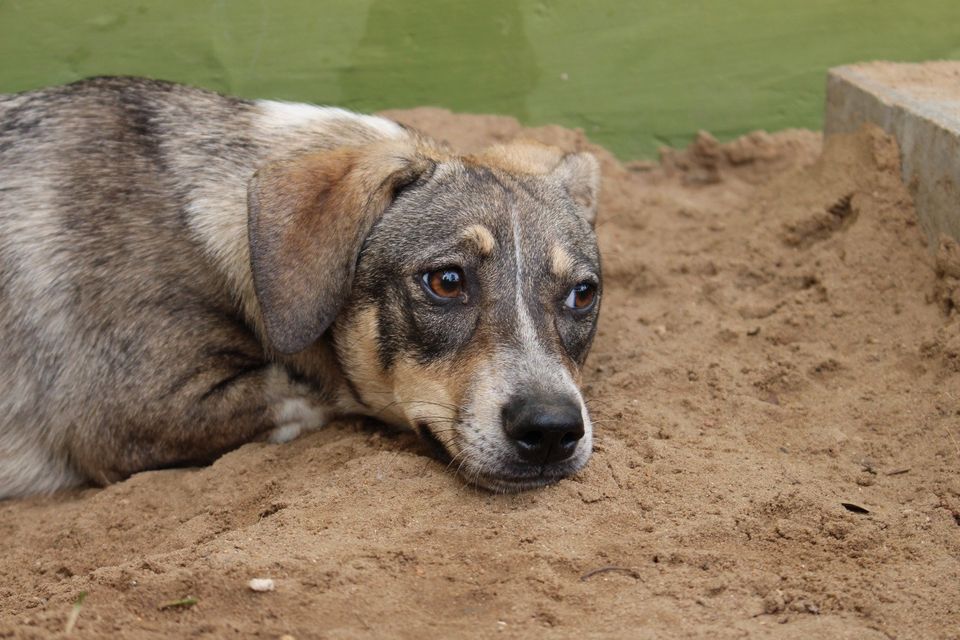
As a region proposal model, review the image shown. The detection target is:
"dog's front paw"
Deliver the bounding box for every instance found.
[268,398,328,444]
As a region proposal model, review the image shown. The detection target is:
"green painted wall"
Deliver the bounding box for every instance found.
[2,0,959,159]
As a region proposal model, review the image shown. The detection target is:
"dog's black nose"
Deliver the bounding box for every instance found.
[502,394,584,464]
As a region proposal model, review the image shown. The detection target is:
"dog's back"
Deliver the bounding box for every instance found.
[0,79,249,494]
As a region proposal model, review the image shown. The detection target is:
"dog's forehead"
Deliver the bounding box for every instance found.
[376,161,594,261]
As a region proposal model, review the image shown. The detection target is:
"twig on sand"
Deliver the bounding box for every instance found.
[355,613,373,631]
[841,502,870,514]
[579,566,641,582]
[885,468,911,476]
[946,427,960,459]
[64,591,87,635]
[158,596,198,610]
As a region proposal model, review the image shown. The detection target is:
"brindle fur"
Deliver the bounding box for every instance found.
[0,77,601,498]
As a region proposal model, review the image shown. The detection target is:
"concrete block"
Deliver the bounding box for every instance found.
[825,61,960,247]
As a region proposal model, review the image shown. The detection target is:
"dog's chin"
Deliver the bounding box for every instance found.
[466,472,557,493]
[413,421,592,493]
[458,456,590,493]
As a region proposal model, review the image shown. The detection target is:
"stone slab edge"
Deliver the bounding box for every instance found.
[825,63,960,248]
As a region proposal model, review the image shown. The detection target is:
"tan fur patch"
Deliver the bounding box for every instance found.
[391,359,461,453]
[550,244,575,278]
[390,345,492,453]
[412,137,456,164]
[393,361,457,420]
[467,140,564,175]
[333,306,400,420]
[461,224,496,256]
[335,300,497,450]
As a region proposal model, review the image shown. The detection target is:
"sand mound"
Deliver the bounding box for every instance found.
[1,111,957,639]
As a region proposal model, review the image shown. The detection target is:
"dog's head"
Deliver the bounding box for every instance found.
[248,136,601,491]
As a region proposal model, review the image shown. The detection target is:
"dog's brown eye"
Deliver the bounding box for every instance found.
[423,267,465,300]
[565,282,597,311]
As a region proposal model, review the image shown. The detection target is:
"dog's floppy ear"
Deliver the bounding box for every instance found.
[551,152,601,225]
[248,142,431,354]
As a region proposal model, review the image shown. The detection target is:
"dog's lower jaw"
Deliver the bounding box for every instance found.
[464,466,582,493]
[469,473,554,493]
[455,445,593,494]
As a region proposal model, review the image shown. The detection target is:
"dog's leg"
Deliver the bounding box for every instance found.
[67,359,338,486]
[263,366,331,444]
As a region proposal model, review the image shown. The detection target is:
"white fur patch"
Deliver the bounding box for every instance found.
[0,433,82,499]
[509,206,538,344]
[268,398,327,444]
[255,100,404,140]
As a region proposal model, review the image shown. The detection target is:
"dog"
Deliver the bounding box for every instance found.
[0,77,602,498]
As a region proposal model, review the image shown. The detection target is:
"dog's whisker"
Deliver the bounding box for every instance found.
[349,390,462,412]
[446,446,473,474]
[365,398,465,422]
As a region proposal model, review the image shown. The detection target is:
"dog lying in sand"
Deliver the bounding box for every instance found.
[0,77,602,498]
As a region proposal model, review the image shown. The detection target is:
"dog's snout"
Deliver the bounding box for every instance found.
[502,394,584,465]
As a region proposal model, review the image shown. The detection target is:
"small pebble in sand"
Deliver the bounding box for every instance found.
[248,578,275,592]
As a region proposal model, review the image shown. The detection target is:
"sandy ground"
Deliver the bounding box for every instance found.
[1,110,959,639]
